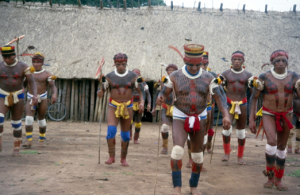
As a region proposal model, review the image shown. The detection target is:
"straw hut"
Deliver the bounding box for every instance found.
[0,2,300,122]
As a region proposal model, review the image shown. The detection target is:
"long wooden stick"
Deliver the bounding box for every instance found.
[210,109,221,164]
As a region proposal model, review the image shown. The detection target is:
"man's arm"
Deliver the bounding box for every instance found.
[249,88,262,134]
[135,81,145,113]
[212,87,230,130]
[156,85,173,106]
[143,82,151,112]
[97,76,109,98]
[48,80,57,103]
[25,73,38,106]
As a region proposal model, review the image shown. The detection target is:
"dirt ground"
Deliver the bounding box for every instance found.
[0,121,299,195]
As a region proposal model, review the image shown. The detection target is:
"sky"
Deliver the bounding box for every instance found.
[165,0,300,12]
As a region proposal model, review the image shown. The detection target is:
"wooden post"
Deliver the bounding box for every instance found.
[108,0,112,8]
[84,80,89,121]
[100,0,103,9]
[220,3,223,11]
[74,81,79,121]
[49,0,52,7]
[77,0,81,7]
[70,80,75,120]
[243,4,245,13]
[265,4,268,13]
[138,0,140,8]
[101,91,108,122]
[103,91,109,122]
[148,0,151,8]
[65,80,71,120]
[90,80,95,122]
[96,94,102,121]
[81,80,85,122]
[117,0,119,8]
[62,80,67,120]
[171,1,173,10]
[23,0,25,4]
[182,2,184,9]
[132,0,133,8]
[124,0,126,9]
[293,5,296,12]
[198,2,201,12]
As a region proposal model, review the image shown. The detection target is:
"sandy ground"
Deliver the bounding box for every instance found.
[0,121,299,195]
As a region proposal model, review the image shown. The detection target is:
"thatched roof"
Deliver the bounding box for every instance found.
[0,3,300,80]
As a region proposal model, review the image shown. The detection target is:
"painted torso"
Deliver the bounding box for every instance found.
[133,81,146,102]
[222,69,252,101]
[0,61,28,92]
[106,70,138,102]
[28,70,52,94]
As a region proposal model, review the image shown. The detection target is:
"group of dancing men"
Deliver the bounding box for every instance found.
[1,42,300,194]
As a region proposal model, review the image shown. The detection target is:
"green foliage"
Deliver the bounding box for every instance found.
[19,150,39,154]
[287,170,300,178]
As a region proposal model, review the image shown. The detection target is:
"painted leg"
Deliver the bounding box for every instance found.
[23,125,33,149]
[237,138,246,165]
[263,153,275,188]
[39,126,46,147]
[207,129,214,154]
[161,132,168,154]
[105,138,116,164]
[295,130,300,154]
[171,159,182,195]
[0,125,3,152]
[222,135,231,161]
[287,127,294,153]
[120,140,129,166]
[274,156,288,191]
[12,120,22,156]
[186,139,193,168]
[190,162,203,195]
[133,128,140,144]
[130,121,133,140]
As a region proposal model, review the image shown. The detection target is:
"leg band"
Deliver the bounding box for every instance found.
[38,119,46,127]
[131,120,133,124]
[222,126,232,136]
[161,124,169,133]
[236,129,246,139]
[39,133,46,141]
[135,122,142,128]
[203,135,208,145]
[172,171,182,187]
[120,131,130,142]
[25,116,34,126]
[171,145,184,160]
[11,120,22,131]
[106,126,117,139]
[26,132,33,141]
[276,149,287,159]
[207,128,214,136]
[191,152,203,164]
[189,172,200,188]
[223,143,231,154]
[0,113,4,125]
[266,144,277,155]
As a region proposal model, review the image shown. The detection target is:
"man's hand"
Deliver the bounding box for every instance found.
[51,95,57,104]
[156,96,164,106]
[151,109,156,117]
[249,119,257,134]
[297,115,300,122]
[31,96,38,106]
[222,115,231,130]
[147,103,151,112]
[139,102,144,113]
[97,90,104,98]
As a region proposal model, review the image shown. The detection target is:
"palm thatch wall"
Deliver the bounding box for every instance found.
[0,2,300,122]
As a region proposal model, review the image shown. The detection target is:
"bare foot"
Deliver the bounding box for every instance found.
[287,147,292,154]
[222,154,230,161]
[105,157,115,164]
[186,159,193,168]
[12,149,21,157]
[161,147,168,154]
[295,148,300,154]
[263,177,274,189]
[171,187,181,195]
[120,158,129,166]
[274,179,288,191]
[38,141,45,148]
[134,140,140,144]
[201,167,207,172]
[22,141,32,149]
[238,157,246,165]
[207,148,212,154]
[190,187,202,195]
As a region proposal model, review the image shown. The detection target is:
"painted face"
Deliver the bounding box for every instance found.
[186,62,201,75]
[32,57,44,71]
[166,68,176,76]
[2,55,16,66]
[231,57,244,70]
[115,62,127,74]
[272,56,288,70]
[200,62,209,71]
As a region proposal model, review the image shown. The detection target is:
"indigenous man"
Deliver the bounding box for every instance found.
[249,50,300,191]
[0,45,37,156]
[131,69,151,144]
[152,64,178,154]
[157,44,230,195]
[221,51,252,164]
[23,52,57,148]
[97,53,144,166]
[287,91,300,154]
